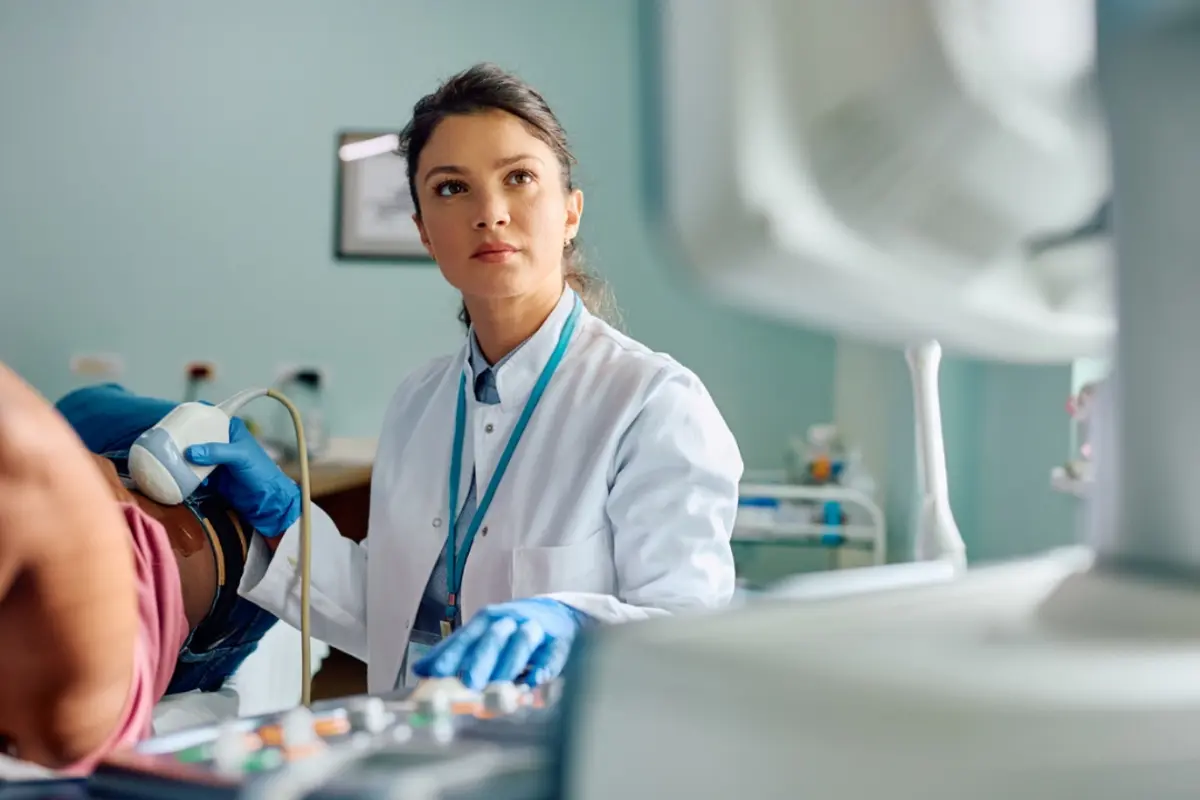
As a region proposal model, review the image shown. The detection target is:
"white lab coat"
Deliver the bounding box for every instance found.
[239,289,742,693]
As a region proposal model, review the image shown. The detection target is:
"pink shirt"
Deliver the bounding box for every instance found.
[66,502,189,774]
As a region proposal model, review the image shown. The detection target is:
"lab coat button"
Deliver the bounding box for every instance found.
[485,423,494,433]
[432,518,442,528]
[481,526,489,537]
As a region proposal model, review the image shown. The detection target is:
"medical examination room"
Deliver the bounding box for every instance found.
[0,0,1196,796]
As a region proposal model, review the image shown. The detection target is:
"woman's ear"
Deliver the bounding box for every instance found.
[564,189,583,243]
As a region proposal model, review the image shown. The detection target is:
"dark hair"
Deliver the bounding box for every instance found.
[396,63,617,328]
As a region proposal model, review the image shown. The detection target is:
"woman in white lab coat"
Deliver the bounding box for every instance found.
[186,63,743,695]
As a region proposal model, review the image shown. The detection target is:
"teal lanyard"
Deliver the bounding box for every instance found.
[444,295,581,626]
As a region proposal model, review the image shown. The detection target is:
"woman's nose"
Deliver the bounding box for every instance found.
[473,192,510,229]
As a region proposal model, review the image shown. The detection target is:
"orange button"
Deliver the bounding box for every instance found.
[257,715,349,747]
[316,717,351,737]
[257,725,282,747]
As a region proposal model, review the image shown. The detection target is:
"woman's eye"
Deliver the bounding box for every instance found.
[507,170,534,186]
[435,180,466,197]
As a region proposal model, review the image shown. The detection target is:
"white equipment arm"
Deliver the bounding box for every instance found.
[654,0,1112,362]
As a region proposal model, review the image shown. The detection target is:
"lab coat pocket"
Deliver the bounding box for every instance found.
[512,526,611,598]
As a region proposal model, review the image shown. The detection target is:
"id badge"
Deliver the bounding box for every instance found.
[402,629,444,689]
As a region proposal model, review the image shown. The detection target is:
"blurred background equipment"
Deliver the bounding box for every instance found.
[650,0,1112,363]
[561,1,1200,798]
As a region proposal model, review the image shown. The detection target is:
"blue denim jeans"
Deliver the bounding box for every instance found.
[56,384,279,695]
[167,600,280,695]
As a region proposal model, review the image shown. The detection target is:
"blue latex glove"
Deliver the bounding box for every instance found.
[184,418,300,537]
[413,598,591,690]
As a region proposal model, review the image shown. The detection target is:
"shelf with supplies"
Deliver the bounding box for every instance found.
[735,479,887,566]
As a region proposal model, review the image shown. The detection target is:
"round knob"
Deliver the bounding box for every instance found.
[348,697,391,734]
[280,707,318,749]
[430,717,455,745]
[483,682,521,715]
[211,723,247,775]
[412,677,477,722]
[416,688,452,717]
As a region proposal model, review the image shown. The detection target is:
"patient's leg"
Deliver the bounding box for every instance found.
[0,363,138,769]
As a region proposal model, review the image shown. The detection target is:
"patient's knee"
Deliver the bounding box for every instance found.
[0,362,140,769]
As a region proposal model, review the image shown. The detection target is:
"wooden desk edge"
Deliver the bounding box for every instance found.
[281,462,373,498]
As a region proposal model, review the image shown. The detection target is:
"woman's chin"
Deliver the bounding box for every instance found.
[457,277,538,303]
[449,265,564,309]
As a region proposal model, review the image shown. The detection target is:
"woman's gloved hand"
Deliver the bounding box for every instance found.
[184,418,300,537]
[413,598,591,690]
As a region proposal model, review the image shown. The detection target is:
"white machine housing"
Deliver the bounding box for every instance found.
[564,547,1200,799]
[561,1,1200,798]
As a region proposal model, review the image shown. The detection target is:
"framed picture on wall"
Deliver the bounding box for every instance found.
[334,130,430,262]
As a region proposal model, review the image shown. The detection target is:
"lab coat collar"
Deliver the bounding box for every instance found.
[467,327,524,383]
[460,286,580,412]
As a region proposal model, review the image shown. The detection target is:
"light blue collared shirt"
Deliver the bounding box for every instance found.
[412,332,526,634]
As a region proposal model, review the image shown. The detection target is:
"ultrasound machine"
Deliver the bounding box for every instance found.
[6,0,1199,797]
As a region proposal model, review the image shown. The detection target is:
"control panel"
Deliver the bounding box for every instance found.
[86,679,562,799]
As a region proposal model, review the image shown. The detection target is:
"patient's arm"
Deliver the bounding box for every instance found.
[0,364,138,769]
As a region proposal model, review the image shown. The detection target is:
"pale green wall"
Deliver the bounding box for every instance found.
[1073,357,1111,393]
[0,0,834,470]
[969,363,1079,561]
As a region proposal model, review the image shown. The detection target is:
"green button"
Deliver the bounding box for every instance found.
[408,713,430,727]
[174,744,210,764]
[242,748,284,772]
